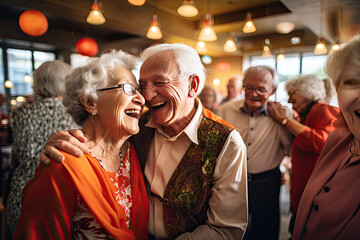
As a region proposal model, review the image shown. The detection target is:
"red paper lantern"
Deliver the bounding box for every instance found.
[76,37,99,57]
[215,61,231,72]
[19,9,48,37]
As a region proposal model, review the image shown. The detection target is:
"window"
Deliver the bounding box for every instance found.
[301,53,327,78]
[250,56,276,69]
[71,53,89,68]
[0,49,4,94]
[7,48,33,96]
[34,51,56,69]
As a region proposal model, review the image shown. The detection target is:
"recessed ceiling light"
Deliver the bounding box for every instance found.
[290,36,301,45]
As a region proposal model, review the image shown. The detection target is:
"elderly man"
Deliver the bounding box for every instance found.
[40,43,248,239]
[217,66,293,240]
[221,74,244,104]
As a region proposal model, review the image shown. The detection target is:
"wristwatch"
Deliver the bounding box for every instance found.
[281,118,288,126]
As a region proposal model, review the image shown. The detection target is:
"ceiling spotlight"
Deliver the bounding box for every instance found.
[314,37,328,55]
[177,0,198,17]
[290,36,301,45]
[196,41,207,54]
[275,22,295,34]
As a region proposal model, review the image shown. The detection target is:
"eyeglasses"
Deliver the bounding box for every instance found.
[244,85,271,95]
[96,83,139,96]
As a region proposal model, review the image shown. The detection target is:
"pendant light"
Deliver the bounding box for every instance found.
[198,13,217,41]
[330,41,340,53]
[177,0,198,17]
[314,0,327,54]
[146,14,162,39]
[86,0,106,25]
[128,0,146,6]
[242,12,256,33]
[262,39,272,58]
[224,35,237,52]
[196,41,207,54]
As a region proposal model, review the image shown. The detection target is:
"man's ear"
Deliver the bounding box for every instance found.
[80,97,97,115]
[189,75,200,98]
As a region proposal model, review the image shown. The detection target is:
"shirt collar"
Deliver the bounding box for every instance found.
[145,98,202,145]
[240,101,268,116]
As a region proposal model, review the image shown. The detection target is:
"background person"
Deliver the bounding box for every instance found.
[221,74,244,104]
[293,34,360,240]
[217,66,293,240]
[5,60,78,233]
[198,84,220,112]
[267,74,340,235]
[14,51,149,239]
[39,43,248,239]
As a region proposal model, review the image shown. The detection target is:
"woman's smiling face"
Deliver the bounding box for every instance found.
[337,61,360,139]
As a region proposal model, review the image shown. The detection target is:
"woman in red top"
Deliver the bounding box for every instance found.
[14,50,149,240]
[268,74,339,236]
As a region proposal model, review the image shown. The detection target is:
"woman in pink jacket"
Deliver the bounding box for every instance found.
[293,35,360,240]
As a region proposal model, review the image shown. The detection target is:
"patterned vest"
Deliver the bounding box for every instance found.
[131,108,235,239]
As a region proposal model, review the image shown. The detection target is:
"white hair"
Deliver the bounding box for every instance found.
[62,50,137,125]
[285,75,327,102]
[243,66,279,90]
[33,60,72,98]
[140,43,206,94]
[326,35,360,89]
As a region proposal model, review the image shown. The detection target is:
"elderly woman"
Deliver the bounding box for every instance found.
[292,35,360,239]
[198,84,220,112]
[6,60,79,233]
[14,51,149,239]
[267,74,340,235]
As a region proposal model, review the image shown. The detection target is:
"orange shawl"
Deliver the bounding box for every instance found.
[14,141,149,240]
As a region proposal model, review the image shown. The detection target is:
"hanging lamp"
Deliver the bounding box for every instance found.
[146,14,162,39]
[224,36,237,52]
[177,0,198,17]
[196,41,207,54]
[242,12,256,33]
[86,0,106,25]
[19,9,48,37]
[314,0,327,54]
[198,13,217,41]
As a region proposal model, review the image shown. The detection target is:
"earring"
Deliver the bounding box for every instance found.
[91,112,95,123]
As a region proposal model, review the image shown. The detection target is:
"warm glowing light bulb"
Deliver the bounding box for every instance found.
[213,79,220,86]
[5,80,13,88]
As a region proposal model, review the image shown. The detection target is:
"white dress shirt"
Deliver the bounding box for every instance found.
[145,99,248,239]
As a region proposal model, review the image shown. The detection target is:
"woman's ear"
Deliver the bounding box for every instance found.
[80,97,97,115]
[189,75,200,98]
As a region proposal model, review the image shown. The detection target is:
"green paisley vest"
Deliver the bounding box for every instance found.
[131,108,235,239]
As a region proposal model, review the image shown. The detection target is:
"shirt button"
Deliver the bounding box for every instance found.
[248,142,251,146]
[247,157,249,160]
[250,127,254,131]
[314,204,319,211]
[324,186,330,192]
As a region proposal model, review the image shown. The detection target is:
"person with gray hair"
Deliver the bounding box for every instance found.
[217,65,293,240]
[293,35,360,239]
[6,60,79,233]
[37,43,248,239]
[267,74,340,237]
[14,51,149,239]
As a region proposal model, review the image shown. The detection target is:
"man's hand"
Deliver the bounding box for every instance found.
[40,129,89,165]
